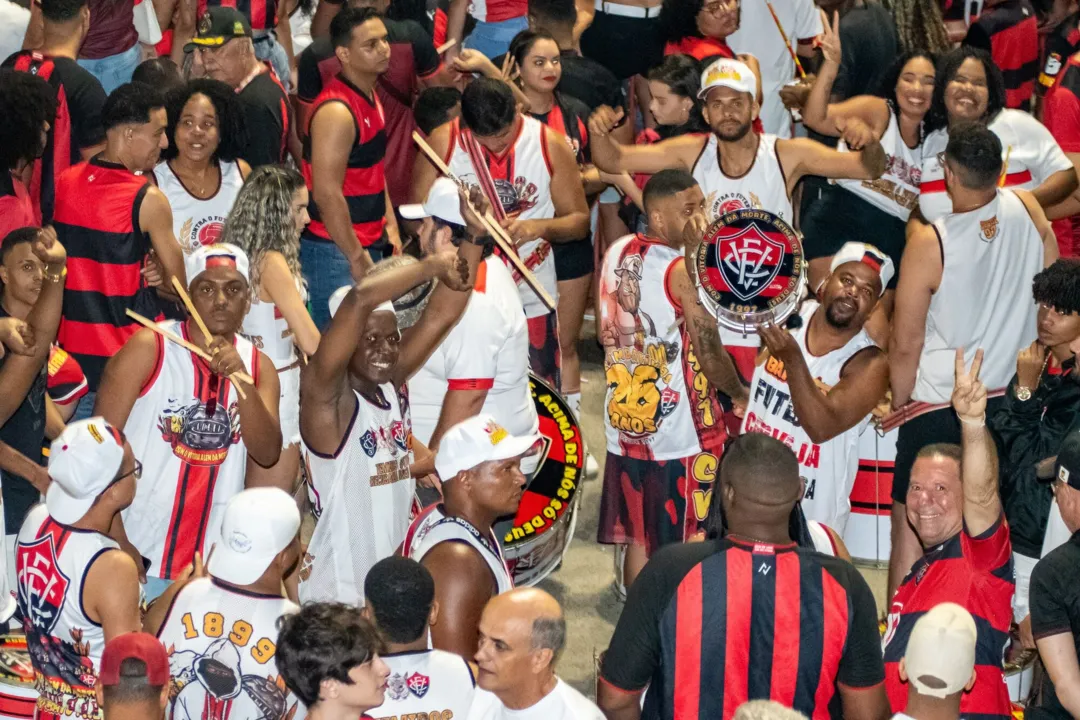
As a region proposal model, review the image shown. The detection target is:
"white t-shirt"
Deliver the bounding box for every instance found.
[467,680,604,720]
[0,1,30,67]
[727,0,822,138]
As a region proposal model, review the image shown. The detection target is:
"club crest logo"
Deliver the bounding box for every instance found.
[390,420,409,452]
[359,429,378,457]
[979,216,999,242]
[717,222,786,302]
[16,536,71,634]
[406,672,430,698]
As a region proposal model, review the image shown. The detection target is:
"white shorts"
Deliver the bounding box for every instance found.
[278,365,301,447]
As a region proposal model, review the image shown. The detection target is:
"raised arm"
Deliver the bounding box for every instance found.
[587,105,705,175]
[952,348,1002,537]
[889,219,941,407]
[779,135,887,188]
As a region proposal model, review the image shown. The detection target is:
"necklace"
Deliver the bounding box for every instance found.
[727,532,786,546]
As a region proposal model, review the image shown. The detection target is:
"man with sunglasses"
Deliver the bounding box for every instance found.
[15,417,143,720]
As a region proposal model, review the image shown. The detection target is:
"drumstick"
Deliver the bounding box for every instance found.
[765,0,806,80]
[412,131,557,311]
[999,145,1012,187]
[125,309,252,398]
[171,276,253,395]
[436,39,457,55]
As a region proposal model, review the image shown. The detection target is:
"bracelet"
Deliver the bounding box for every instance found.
[958,414,986,426]
[46,267,67,284]
[464,233,493,247]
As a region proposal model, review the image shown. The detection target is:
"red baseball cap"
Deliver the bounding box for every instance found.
[99,633,170,686]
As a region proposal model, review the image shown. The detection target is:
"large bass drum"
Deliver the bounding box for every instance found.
[0,634,37,720]
[694,208,805,333]
[501,374,586,586]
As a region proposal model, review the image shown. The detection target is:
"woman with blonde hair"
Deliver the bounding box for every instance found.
[221,165,321,489]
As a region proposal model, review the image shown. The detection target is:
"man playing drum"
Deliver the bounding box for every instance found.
[596,170,747,591]
[744,242,892,537]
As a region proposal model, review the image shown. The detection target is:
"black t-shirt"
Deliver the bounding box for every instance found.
[490,49,625,113]
[236,69,290,168]
[1030,530,1080,720]
[833,2,898,99]
[0,305,45,531]
[601,537,884,720]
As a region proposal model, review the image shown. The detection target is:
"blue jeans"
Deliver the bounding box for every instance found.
[300,234,392,332]
[77,43,141,95]
[463,15,528,59]
[72,390,97,423]
[254,33,291,94]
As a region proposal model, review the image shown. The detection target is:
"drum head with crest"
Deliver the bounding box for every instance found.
[695,208,805,333]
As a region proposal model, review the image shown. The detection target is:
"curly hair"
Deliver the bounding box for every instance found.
[660,0,706,43]
[874,50,937,144]
[926,46,1006,132]
[1033,259,1080,315]
[0,70,57,171]
[219,165,306,295]
[881,0,950,55]
[162,79,248,163]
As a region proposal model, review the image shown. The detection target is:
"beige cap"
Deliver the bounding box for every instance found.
[904,602,977,698]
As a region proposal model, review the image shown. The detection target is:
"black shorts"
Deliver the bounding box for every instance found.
[552,236,595,281]
[799,181,907,290]
[579,10,664,80]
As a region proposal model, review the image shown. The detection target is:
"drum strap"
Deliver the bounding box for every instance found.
[433,515,507,566]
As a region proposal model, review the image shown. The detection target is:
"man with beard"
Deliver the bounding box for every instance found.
[743,242,892,536]
[298,192,480,605]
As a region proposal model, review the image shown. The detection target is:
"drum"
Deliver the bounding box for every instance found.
[843,425,896,566]
[0,635,38,720]
[501,374,586,586]
[694,208,805,334]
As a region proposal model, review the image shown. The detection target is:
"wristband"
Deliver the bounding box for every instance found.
[958,414,986,427]
[46,267,67,283]
[464,233,493,247]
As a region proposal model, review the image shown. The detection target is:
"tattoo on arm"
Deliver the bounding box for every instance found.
[691,303,745,400]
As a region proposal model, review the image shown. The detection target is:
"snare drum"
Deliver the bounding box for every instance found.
[695,208,805,334]
[0,635,38,720]
[843,426,896,566]
[502,375,586,586]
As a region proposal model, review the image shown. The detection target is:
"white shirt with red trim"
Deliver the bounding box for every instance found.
[918,109,1073,222]
[407,256,538,445]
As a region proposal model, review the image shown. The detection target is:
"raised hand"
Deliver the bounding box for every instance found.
[458,185,492,238]
[434,249,471,291]
[818,9,842,67]
[206,337,248,380]
[31,226,66,269]
[588,105,625,139]
[952,347,987,421]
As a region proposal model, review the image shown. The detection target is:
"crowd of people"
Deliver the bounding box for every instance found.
[3,0,1080,716]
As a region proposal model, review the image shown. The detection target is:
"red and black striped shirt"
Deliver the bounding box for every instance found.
[197,0,278,31]
[964,0,1039,110]
[601,537,885,720]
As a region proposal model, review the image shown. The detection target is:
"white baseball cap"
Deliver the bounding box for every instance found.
[903,602,978,698]
[699,58,756,99]
[399,178,466,226]
[435,414,542,480]
[327,285,394,319]
[830,242,895,295]
[185,243,250,287]
[208,487,301,585]
[46,418,127,524]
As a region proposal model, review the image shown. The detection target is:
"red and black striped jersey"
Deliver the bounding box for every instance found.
[963,0,1039,109]
[601,537,885,720]
[1038,12,1080,95]
[1042,52,1080,257]
[883,517,1014,719]
[198,0,278,31]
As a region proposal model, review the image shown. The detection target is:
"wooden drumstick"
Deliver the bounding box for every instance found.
[411,131,557,311]
[436,39,457,55]
[765,0,806,80]
[171,276,254,394]
[125,309,251,399]
[999,145,1012,187]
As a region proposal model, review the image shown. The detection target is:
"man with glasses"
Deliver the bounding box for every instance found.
[15,417,143,720]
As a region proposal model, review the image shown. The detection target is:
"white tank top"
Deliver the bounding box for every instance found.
[157,577,305,720]
[402,505,513,595]
[914,190,1041,404]
[807,520,838,556]
[154,160,245,254]
[741,300,876,535]
[299,386,414,604]
[445,117,557,320]
[834,112,921,219]
[373,650,476,720]
[122,321,258,581]
[15,504,118,720]
[242,274,305,370]
[692,133,794,223]
[598,234,726,461]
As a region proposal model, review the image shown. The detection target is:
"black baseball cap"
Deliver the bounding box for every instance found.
[184,7,252,52]
[1055,431,1080,490]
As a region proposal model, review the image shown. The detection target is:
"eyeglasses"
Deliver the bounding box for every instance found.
[936,151,946,168]
[702,1,735,14]
[113,459,142,485]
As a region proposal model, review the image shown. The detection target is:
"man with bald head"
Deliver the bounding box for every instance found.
[469,588,604,720]
[597,433,888,720]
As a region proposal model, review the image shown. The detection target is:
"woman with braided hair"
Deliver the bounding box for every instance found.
[885,0,950,54]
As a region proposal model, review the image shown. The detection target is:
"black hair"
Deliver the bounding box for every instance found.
[1,227,38,265]
[642,169,699,211]
[414,86,461,135]
[100,658,166,706]
[508,29,559,69]
[364,557,435,644]
[660,0,706,44]
[647,54,702,100]
[0,70,56,171]
[1033,259,1080,315]
[162,79,248,163]
[876,50,937,143]
[276,602,386,708]
[720,433,800,495]
[132,58,184,93]
[926,46,1005,133]
[40,0,86,22]
[331,6,383,48]
[527,0,577,26]
[102,83,166,132]
[944,122,1002,190]
[461,77,516,137]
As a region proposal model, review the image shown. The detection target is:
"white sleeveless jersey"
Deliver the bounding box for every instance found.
[402,505,513,595]
[242,276,305,369]
[918,109,1074,222]
[158,577,305,720]
[122,321,258,581]
[807,520,838,556]
[445,116,557,319]
[741,300,877,534]
[598,234,726,461]
[154,160,245,254]
[15,504,119,720]
[372,650,476,720]
[300,385,413,604]
[834,112,921,219]
[914,189,1042,403]
[693,133,794,223]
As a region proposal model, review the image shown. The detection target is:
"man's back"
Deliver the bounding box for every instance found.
[373,649,476,720]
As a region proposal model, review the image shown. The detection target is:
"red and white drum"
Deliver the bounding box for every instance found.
[0,635,37,720]
[502,375,586,586]
[843,426,896,566]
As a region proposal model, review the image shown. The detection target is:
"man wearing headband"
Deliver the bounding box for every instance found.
[95,243,282,601]
[746,241,891,536]
[299,192,483,606]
